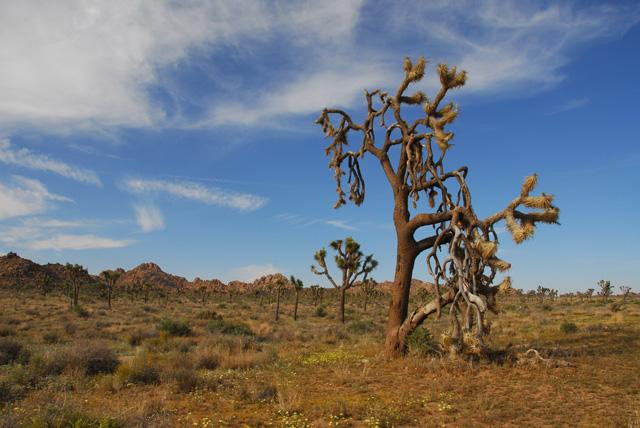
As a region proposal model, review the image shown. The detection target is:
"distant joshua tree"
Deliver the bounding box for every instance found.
[65,263,87,309]
[311,237,378,323]
[315,56,559,356]
[585,288,595,301]
[619,286,631,302]
[309,285,323,307]
[290,276,304,321]
[597,280,613,303]
[274,278,286,322]
[99,269,122,310]
[35,271,53,296]
[360,278,378,312]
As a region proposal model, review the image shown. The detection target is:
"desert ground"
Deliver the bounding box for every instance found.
[0,286,638,427]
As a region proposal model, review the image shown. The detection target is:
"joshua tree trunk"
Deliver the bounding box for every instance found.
[339,287,347,324]
[363,293,368,312]
[384,231,418,356]
[294,289,300,321]
[275,287,281,321]
[108,286,112,310]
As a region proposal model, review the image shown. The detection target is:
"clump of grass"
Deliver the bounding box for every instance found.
[207,319,253,336]
[407,327,440,356]
[157,319,191,337]
[194,348,220,370]
[0,338,30,365]
[64,322,77,336]
[197,309,222,320]
[314,306,328,317]
[116,351,160,385]
[346,320,377,334]
[72,305,90,318]
[77,346,119,375]
[0,325,15,337]
[560,321,579,334]
[127,329,157,347]
[42,331,60,344]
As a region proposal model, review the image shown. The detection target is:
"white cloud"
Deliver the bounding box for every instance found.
[549,97,590,114]
[0,0,361,132]
[211,1,639,125]
[0,175,71,220]
[209,64,393,126]
[133,203,165,232]
[0,139,101,185]
[325,220,356,231]
[228,263,280,282]
[402,1,640,93]
[123,178,267,211]
[23,234,133,251]
[1,1,636,131]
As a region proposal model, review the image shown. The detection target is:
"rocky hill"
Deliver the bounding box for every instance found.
[115,262,189,290]
[0,252,96,288]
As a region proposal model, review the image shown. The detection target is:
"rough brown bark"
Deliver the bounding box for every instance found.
[339,287,346,324]
[294,290,300,321]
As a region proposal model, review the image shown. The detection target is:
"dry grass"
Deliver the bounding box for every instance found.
[0,289,638,426]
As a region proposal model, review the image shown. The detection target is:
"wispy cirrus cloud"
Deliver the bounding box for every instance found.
[23,234,133,251]
[0,139,101,185]
[0,175,71,220]
[549,97,590,114]
[275,213,357,231]
[133,203,165,232]
[123,178,267,212]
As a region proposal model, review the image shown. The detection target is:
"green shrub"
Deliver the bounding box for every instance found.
[0,338,30,365]
[157,319,191,337]
[42,331,60,344]
[197,310,222,320]
[407,327,439,356]
[560,322,578,334]
[346,320,377,334]
[64,322,77,336]
[73,305,90,318]
[207,319,253,336]
[116,352,160,385]
[78,346,119,375]
[314,306,328,317]
[127,329,156,347]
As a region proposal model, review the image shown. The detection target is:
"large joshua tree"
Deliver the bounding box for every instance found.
[311,237,378,323]
[315,56,559,357]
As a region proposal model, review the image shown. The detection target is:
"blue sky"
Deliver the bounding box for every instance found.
[0,1,638,292]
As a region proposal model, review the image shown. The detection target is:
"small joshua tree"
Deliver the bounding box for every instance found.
[274,278,286,321]
[315,56,559,356]
[99,269,122,310]
[310,285,323,307]
[65,263,87,309]
[35,271,53,296]
[619,286,631,302]
[311,237,378,323]
[290,276,304,321]
[360,278,378,312]
[597,280,613,303]
[585,288,595,301]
